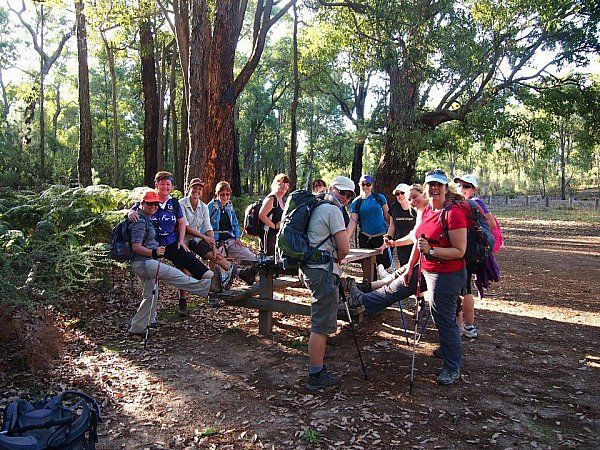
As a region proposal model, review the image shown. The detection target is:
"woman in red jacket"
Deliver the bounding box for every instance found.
[402,169,468,385]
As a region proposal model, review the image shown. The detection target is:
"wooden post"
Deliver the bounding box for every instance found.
[545,196,550,207]
[487,195,492,206]
[505,196,509,205]
[258,266,274,336]
[595,198,599,209]
[568,195,574,207]
[363,255,375,282]
[525,195,529,206]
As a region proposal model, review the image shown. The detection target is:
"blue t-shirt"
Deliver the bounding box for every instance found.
[350,193,388,235]
[152,197,183,246]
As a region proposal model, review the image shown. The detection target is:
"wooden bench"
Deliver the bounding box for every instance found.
[211,248,378,336]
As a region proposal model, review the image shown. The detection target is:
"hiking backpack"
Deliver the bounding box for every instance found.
[441,199,495,271]
[0,390,101,450]
[243,198,265,237]
[275,190,333,270]
[110,217,149,262]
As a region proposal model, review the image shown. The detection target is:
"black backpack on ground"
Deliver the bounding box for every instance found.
[440,199,495,271]
[0,390,101,450]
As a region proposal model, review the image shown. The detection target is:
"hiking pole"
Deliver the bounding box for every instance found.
[144,260,161,350]
[339,283,368,380]
[409,235,425,395]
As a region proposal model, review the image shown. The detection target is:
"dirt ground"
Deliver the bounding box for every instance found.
[2,214,599,449]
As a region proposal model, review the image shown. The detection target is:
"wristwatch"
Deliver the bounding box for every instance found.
[428,248,435,256]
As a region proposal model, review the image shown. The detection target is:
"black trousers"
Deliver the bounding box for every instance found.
[165,242,209,279]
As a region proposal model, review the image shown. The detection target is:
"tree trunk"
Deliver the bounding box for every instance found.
[377,62,421,196]
[1,69,10,123]
[140,20,159,187]
[52,82,61,153]
[170,46,179,182]
[102,38,120,186]
[75,0,93,187]
[39,4,46,182]
[156,42,170,171]
[174,0,190,186]
[288,3,300,190]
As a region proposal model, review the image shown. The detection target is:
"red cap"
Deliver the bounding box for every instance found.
[141,190,160,203]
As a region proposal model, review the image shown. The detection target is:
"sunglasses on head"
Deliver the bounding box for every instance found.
[459,183,474,189]
[361,182,372,187]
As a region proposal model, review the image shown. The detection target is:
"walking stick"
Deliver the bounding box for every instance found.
[144,260,161,350]
[339,284,368,380]
[409,235,426,395]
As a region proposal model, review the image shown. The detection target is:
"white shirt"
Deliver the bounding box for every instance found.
[180,196,212,245]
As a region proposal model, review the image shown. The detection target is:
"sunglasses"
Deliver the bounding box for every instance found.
[144,202,160,207]
[219,192,231,197]
[361,182,372,187]
[459,183,474,189]
[340,190,355,200]
[395,192,405,196]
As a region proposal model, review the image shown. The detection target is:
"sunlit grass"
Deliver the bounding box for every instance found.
[495,207,600,224]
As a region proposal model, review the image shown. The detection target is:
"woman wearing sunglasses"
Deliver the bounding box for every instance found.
[402,169,468,385]
[208,181,258,285]
[128,190,219,335]
[346,174,392,279]
[453,174,497,339]
[387,183,417,267]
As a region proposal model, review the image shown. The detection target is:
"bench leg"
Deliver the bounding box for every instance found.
[259,310,273,336]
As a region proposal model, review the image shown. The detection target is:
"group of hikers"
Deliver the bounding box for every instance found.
[125,168,501,391]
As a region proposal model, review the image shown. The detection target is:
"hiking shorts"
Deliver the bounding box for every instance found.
[300,265,340,335]
[189,239,213,258]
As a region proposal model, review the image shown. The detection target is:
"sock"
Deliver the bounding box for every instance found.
[309,365,323,376]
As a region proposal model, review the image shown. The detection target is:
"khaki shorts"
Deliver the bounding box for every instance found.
[300,265,340,335]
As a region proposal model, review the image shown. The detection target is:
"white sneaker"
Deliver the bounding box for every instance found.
[377,264,389,279]
[462,324,478,338]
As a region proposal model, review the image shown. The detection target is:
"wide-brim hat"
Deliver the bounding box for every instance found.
[330,176,356,197]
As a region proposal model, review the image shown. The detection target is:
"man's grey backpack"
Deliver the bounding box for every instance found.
[0,390,101,450]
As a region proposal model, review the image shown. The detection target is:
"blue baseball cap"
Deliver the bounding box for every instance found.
[424,169,449,185]
[359,174,374,184]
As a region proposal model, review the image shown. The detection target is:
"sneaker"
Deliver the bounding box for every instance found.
[210,266,223,293]
[436,367,461,385]
[221,262,236,291]
[462,324,478,338]
[306,366,341,391]
[345,278,364,308]
[432,346,443,358]
[149,312,159,328]
[377,264,390,280]
[178,297,188,317]
[355,279,372,293]
[239,267,257,286]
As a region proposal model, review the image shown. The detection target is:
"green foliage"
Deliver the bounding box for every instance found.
[0,185,143,308]
[300,427,321,444]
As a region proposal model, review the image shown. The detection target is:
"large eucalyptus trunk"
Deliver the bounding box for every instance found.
[140,20,159,186]
[75,0,93,186]
[288,3,299,190]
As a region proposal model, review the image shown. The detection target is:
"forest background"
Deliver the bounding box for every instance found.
[0,0,598,200]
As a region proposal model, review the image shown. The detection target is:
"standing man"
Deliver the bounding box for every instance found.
[301,175,355,391]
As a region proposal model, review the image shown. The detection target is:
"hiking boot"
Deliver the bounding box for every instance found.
[209,296,221,308]
[346,278,364,308]
[210,267,223,293]
[306,366,341,391]
[178,297,188,317]
[462,324,478,338]
[436,367,461,385]
[355,279,372,293]
[433,346,443,358]
[221,262,236,291]
[239,267,257,286]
